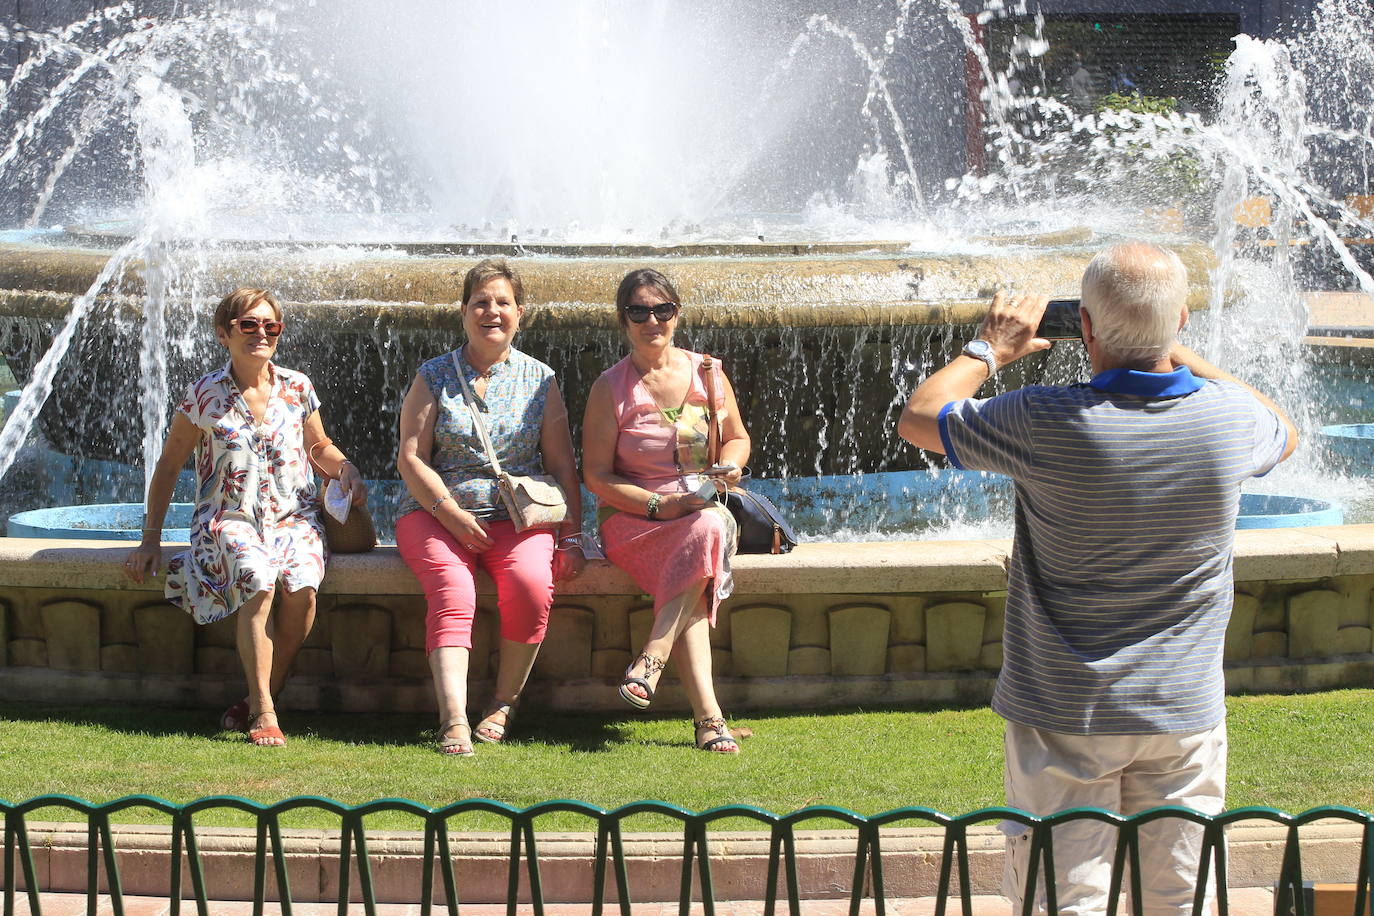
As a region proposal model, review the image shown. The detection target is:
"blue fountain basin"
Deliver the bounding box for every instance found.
[1319,423,1374,473]
[1235,493,1342,529]
[7,503,195,541]
[1,478,1343,544]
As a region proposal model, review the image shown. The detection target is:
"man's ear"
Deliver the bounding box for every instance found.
[1080,307,1094,345]
[1178,305,1188,332]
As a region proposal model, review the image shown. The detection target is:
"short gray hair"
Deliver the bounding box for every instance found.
[1080,242,1188,366]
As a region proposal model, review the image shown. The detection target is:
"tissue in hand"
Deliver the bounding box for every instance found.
[324,479,352,524]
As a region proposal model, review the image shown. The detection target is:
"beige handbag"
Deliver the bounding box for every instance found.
[454,353,569,533]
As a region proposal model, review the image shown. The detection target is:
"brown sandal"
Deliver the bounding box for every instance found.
[693,715,740,754]
[619,652,666,710]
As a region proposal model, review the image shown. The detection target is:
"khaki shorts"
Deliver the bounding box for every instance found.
[1001,719,1227,916]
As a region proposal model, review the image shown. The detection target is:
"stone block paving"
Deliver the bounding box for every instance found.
[11,888,1278,915]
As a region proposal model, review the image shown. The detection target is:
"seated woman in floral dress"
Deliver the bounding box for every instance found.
[123,288,366,747]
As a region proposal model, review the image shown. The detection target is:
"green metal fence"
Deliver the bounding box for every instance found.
[3,796,1372,916]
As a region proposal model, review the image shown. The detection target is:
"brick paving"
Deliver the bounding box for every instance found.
[7,888,1278,915]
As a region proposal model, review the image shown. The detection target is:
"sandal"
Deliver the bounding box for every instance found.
[436,716,475,757]
[693,715,740,754]
[246,711,286,748]
[474,702,515,745]
[619,652,667,710]
[220,698,250,732]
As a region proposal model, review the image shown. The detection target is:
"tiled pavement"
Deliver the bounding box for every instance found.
[7,888,1279,915]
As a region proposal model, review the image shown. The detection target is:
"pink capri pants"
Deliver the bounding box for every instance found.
[395,511,556,654]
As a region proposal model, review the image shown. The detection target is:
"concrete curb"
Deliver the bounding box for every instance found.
[11,819,1367,904]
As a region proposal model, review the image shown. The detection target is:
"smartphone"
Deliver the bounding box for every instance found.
[1037,298,1083,340]
[708,463,737,476]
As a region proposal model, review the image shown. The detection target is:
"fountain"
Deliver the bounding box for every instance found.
[1,0,1372,711]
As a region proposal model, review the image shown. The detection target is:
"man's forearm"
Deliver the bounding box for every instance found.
[897,356,991,453]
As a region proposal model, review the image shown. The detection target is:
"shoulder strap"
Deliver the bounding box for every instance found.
[700,354,721,467]
[453,351,504,477]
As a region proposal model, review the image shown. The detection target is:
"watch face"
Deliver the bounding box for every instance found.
[965,339,991,356]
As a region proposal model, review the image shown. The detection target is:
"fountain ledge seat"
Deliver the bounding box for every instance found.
[3,527,1374,714]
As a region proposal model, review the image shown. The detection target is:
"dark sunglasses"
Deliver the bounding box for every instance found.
[625,302,679,323]
[230,317,284,337]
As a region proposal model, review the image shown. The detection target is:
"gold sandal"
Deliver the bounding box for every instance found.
[474,702,516,744]
[436,716,475,757]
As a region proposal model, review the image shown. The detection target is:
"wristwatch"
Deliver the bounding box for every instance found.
[961,339,998,376]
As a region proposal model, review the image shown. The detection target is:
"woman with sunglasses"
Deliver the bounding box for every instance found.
[123,288,366,747]
[582,268,749,754]
[395,259,584,756]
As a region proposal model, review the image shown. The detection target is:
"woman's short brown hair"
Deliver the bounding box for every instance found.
[614,268,680,328]
[461,258,525,306]
[213,288,282,333]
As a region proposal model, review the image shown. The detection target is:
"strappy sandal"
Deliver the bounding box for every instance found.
[220,698,250,732]
[474,702,516,744]
[436,716,475,757]
[693,715,740,754]
[619,652,666,710]
[246,711,286,748]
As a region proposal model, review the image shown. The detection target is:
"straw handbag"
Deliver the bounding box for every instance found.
[308,439,377,553]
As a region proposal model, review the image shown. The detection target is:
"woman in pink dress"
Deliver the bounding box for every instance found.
[582,268,750,754]
[123,288,366,747]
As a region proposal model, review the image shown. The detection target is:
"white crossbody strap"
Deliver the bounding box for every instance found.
[453,350,504,478]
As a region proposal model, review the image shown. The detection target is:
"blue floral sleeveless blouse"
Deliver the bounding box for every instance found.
[396,347,554,521]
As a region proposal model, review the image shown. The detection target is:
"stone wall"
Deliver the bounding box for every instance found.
[3,527,1374,713]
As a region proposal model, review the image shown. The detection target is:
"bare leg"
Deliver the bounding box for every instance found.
[267,585,317,696]
[235,587,283,746]
[475,639,540,741]
[623,577,710,704]
[674,595,738,753]
[429,646,472,753]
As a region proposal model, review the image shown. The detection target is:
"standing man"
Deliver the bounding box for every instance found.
[897,242,1297,915]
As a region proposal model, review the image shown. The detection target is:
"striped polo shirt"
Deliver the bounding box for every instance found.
[938,366,1287,735]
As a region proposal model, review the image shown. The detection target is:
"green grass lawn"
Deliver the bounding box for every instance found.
[1,690,1370,831]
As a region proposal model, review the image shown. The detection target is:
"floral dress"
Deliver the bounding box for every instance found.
[164,363,326,625]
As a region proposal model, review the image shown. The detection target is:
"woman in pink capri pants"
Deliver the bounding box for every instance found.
[395,259,584,756]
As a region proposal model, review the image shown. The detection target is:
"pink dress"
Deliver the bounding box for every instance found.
[597,351,737,621]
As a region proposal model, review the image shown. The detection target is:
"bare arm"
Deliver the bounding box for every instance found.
[538,379,586,579]
[898,292,1051,453]
[1170,344,1299,462]
[303,412,368,506]
[123,412,200,583]
[396,373,495,551]
[712,369,751,485]
[582,376,704,521]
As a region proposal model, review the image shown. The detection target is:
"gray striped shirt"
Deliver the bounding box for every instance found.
[939,367,1287,735]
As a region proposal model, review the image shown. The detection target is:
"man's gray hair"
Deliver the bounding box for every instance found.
[1080,242,1189,366]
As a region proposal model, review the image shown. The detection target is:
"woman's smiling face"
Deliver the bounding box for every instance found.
[463,276,523,348]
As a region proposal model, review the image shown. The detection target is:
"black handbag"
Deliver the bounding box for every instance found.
[701,355,798,555]
[720,485,798,554]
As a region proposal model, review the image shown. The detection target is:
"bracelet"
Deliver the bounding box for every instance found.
[339,459,353,472]
[430,494,451,513]
[558,534,583,546]
[646,493,662,520]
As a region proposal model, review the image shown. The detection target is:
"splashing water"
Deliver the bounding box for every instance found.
[0,0,1373,538]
